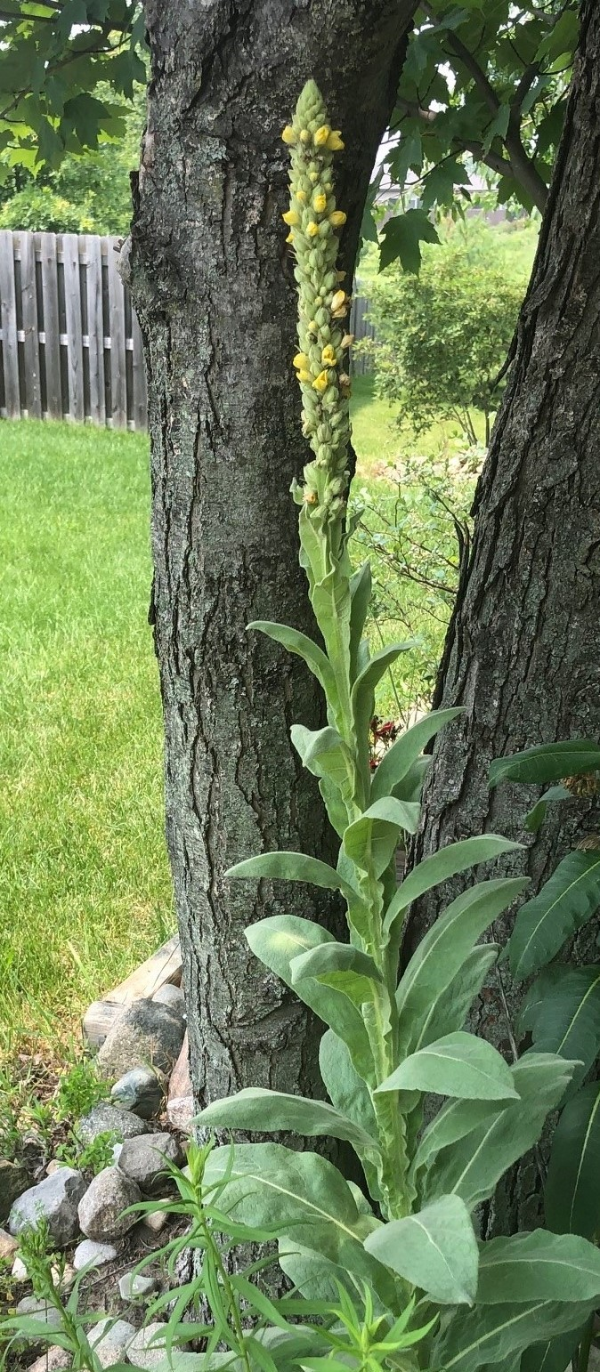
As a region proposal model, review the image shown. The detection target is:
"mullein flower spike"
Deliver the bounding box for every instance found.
[283,80,352,522]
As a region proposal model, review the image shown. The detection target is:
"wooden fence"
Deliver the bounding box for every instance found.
[0,230,147,429]
[0,229,373,430]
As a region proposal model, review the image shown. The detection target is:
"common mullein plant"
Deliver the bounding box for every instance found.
[196,84,600,1369]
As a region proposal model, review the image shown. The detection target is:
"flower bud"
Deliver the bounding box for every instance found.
[321,344,336,367]
[282,209,299,226]
[312,370,330,393]
[307,221,319,238]
[327,130,345,151]
[314,125,331,146]
[313,191,327,213]
[329,211,347,229]
[281,125,298,145]
[293,352,310,370]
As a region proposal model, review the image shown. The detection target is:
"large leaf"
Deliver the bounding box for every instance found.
[396,877,528,1052]
[319,1030,377,1142]
[489,740,600,788]
[278,1236,400,1314]
[476,1230,600,1304]
[227,851,360,905]
[524,785,571,834]
[414,944,499,1049]
[370,707,462,802]
[291,942,384,1011]
[379,208,440,273]
[248,621,337,704]
[545,1081,600,1239]
[351,641,415,745]
[435,1299,595,1372]
[194,1089,379,1161]
[376,1031,518,1101]
[383,836,521,943]
[245,916,373,1083]
[421,1053,576,1211]
[509,850,600,981]
[364,1194,479,1306]
[521,964,600,1089]
[291,725,356,798]
[343,797,419,878]
[521,1325,588,1372]
[349,562,372,684]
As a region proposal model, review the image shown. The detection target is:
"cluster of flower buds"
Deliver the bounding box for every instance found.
[282,81,354,523]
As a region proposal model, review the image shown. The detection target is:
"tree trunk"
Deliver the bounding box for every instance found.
[410,0,600,1232]
[127,0,417,1113]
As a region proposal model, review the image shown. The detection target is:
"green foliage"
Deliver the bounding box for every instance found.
[54,1058,110,1122]
[361,223,527,443]
[55,1128,119,1176]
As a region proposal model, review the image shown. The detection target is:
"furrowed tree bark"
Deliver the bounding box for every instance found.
[410,0,600,1231]
[127,0,418,1114]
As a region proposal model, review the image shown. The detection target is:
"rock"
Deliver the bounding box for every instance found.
[46,1160,64,1176]
[97,999,185,1079]
[77,1104,148,1146]
[27,1346,72,1372]
[0,1160,29,1225]
[0,1227,18,1261]
[16,1297,61,1331]
[73,1238,118,1272]
[127,1323,189,1370]
[78,1167,142,1242]
[89,1317,135,1369]
[56,1264,75,1289]
[111,1067,163,1120]
[9,1169,86,1246]
[152,984,185,1016]
[11,1255,28,1281]
[118,1270,157,1300]
[167,1032,193,1135]
[141,1205,169,1235]
[118,1133,183,1196]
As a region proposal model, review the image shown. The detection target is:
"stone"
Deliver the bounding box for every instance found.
[46,1161,63,1177]
[0,1227,18,1261]
[97,999,185,1079]
[141,1205,169,1235]
[27,1346,72,1372]
[16,1297,61,1331]
[78,1167,142,1242]
[89,1317,135,1369]
[77,1104,148,1146]
[118,1133,183,1196]
[11,1255,28,1281]
[9,1169,86,1246]
[167,1032,193,1135]
[111,1067,163,1120]
[127,1323,189,1370]
[118,1270,157,1300]
[73,1238,118,1272]
[0,1160,29,1225]
[152,984,185,1016]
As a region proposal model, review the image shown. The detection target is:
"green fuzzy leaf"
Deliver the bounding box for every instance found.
[364,1194,479,1306]
[319,1030,378,1143]
[415,944,499,1049]
[520,964,600,1089]
[278,1238,400,1314]
[509,850,600,981]
[245,916,373,1084]
[521,1324,587,1372]
[392,755,431,804]
[370,707,462,802]
[351,641,415,760]
[489,740,600,788]
[379,209,440,273]
[343,797,419,877]
[524,785,571,834]
[384,836,521,943]
[194,1088,379,1159]
[545,1081,600,1239]
[396,877,528,1052]
[376,1031,518,1101]
[290,726,355,834]
[249,621,337,703]
[228,851,359,904]
[349,562,372,683]
[435,1299,594,1372]
[421,1053,576,1212]
[476,1230,600,1304]
[291,942,383,1013]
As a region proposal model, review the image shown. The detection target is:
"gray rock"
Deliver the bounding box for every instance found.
[77,1104,148,1146]
[9,1168,86,1245]
[16,1297,61,1331]
[89,1317,135,1369]
[27,1346,71,1372]
[0,1160,29,1225]
[127,1323,189,1370]
[118,1133,183,1196]
[0,1226,18,1261]
[72,1238,119,1272]
[118,1270,157,1300]
[11,1255,28,1281]
[111,1067,163,1120]
[97,999,185,1079]
[152,984,185,1016]
[78,1167,142,1241]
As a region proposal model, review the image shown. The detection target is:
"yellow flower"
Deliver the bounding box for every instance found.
[306,221,319,238]
[327,130,345,151]
[305,490,319,505]
[321,345,336,367]
[282,209,299,226]
[293,352,310,370]
[296,189,307,203]
[313,370,330,393]
[285,231,294,244]
[331,290,348,316]
[281,125,298,145]
[308,319,318,334]
[298,369,312,383]
[314,125,331,146]
[313,192,327,213]
[329,210,347,228]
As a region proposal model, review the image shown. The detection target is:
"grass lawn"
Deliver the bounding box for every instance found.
[0,420,173,1063]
